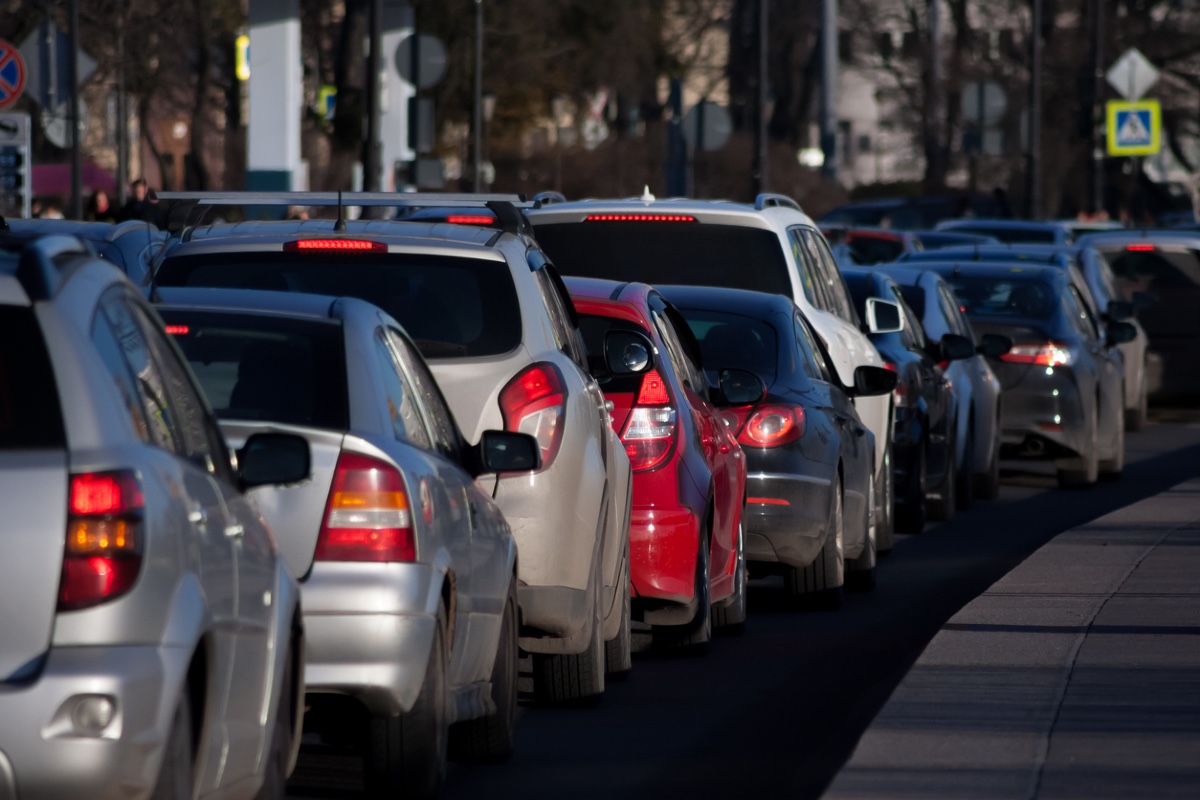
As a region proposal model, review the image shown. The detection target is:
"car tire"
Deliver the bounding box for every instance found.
[365,602,449,799]
[1100,405,1126,479]
[975,425,1001,500]
[150,692,194,800]
[785,477,844,610]
[895,443,927,534]
[955,427,974,510]
[875,444,895,555]
[1058,405,1100,488]
[450,578,518,762]
[927,439,957,522]
[603,549,633,679]
[712,519,747,634]
[652,532,713,654]
[253,635,297,800]
[533,560,606,705]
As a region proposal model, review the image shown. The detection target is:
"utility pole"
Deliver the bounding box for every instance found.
[67,0,82,219]
[472,0,483,192]
[928,0,943,189]
[1028,0,1043,219]
[116,0,128,204]
[819,0,838,181]
[752,0,768,193]
[1089,0,1105,214]
[364,0,383,192]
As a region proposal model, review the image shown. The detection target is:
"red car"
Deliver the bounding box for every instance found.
[567,277,748,651]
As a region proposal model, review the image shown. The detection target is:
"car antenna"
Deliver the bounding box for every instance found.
[334,190,347,232]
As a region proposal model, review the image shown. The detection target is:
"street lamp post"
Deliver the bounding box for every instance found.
[472,0,483,192]
[482,90,496,188]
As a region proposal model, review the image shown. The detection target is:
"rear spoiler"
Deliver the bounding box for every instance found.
[152,190,538,239]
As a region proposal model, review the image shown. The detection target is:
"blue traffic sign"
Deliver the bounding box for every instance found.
[1107,100,1161,156]
[0,40,27,111]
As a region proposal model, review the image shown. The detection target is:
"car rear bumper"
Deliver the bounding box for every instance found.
[629,506,701,605]
[301,562,439,717]
[998,375,1088,459]
[0,644,189,800]
[743,471,830,569]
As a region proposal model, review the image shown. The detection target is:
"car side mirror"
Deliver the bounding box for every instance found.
[1133,290,1155,310]
[864,297,903,334]
[851,365,898,397]
[604,330,655,376]
[1106,320,1138,346]
[715,368,766,406]
[978,333,1013,358]
[940,333,975,362]
[1105,300,1134,322]
[468,430,542,476]
[238,432,311,489]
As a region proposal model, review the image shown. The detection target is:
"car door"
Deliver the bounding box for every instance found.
[1066,285,1123,445]
[92,291,241,790]
[125,296,282,786]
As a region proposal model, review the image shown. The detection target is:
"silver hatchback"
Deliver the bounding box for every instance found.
[0,233,309,799]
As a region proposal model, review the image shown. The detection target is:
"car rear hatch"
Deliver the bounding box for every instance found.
[0,303,69,682]
[971,317,1056,391]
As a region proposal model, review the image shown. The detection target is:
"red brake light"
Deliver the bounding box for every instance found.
[1000,342,1072,367]
[883,361,911,407]
[446,214,496,225]
[164,324,189,335]
[283,239,387,252]
[1126,243,1156,252]
[316,452,415,562]
[59,471,144,611]
[635,370,671,405]
[725,404,806,448]
[585,214,697,223]
[499,363,566,468]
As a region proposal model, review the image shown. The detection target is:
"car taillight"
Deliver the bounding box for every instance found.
[1000,342,1073,367]
[1127,243,1155,252]
[499,363,566,468]
[282,239,387,252]
[884,361,910,407]
[446,214,495,225]
[620,370,678,472]
[315,452,415,562]
[59,471,144,611]
[584,213,697,222]
[722,404,806,448]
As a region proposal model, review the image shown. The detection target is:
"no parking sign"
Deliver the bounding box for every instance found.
[0,40,26,111]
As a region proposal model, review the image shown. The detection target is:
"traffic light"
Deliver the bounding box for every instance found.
[0,113,32,219]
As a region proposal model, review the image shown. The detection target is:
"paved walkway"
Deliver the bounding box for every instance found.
[825,478,1200,799]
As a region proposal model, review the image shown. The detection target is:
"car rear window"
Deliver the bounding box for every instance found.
[156,252,521,359]
[0,306,66,450]
[846,233,905,265]
[159,309,349,429]
[943,275,1057,319]
[674,309,778,384]
[1099,245,1200,289]
[532,222,793,297]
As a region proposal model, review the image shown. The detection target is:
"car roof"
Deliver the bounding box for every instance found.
[1077,229,1200,247]
[653,284,797,318]
[562,276,650,304]
[525,194,815,228]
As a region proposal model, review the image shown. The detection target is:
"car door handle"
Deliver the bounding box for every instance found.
[224,524,245,540]
[187,505,207,526]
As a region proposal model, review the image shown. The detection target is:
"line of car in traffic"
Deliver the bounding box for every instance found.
[0,193,1166,799]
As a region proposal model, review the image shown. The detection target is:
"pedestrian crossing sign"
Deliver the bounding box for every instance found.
[1107,99,1161,156]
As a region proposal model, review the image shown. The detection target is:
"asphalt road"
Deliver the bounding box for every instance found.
[287,413,1200,800]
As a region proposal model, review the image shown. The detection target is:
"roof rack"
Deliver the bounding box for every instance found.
[15,235,91,301]
[754,193,803,212]
[530,191,567,207]
[154,191,536,237]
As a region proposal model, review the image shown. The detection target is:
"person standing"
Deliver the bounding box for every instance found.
[86,189,117,222]
[116,178,163,225]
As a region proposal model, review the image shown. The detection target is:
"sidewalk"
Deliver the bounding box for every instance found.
[825,479,1200,799]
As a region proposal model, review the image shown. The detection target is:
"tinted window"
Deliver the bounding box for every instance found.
[845,233,905,265]
[897,284,925,317]
[789,228,826,306]
[532,222,793,297]
[375,332,432,448]
[158,252,522,359]
[676,308,778,385]
[943,275,1058,319]
[1102,246,1200,289]
[99,295,181,452]
[159,309,349,430]
[0,307,66,450]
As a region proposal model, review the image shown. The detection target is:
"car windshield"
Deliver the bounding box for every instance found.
[0,305,66,450]
[532,222,793,297]
[159,309,349,429]
[943,274,1057,319]
[156,252,522,359]
[674,308,778,384]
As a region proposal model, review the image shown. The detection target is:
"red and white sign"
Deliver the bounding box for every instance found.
[0,40,27,111]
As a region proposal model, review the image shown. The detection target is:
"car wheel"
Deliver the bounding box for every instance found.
[450,578,518,761]
[150,692,194,800]
[533,559,606,704]
[785,476,844,610]
[603,549,633,678]
[975,424,1001,500]
[1058,403,1100,488]
[712,518,747,634]
[253,634,297,800]
[1100,404,1126,479]
[927,438,957,522]
[895,442,927,534]
[365,602,449,799]
[875,445,895,554]
[652,530,713,654]
[955,427,974,510]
